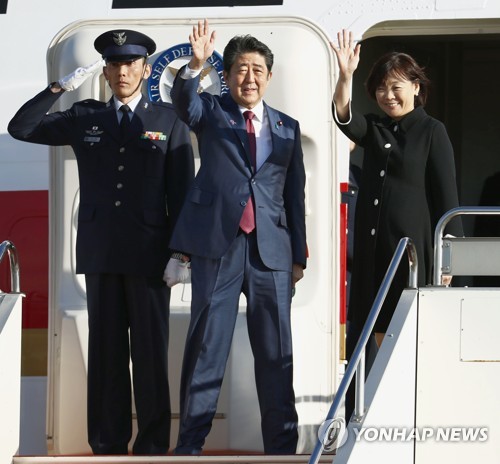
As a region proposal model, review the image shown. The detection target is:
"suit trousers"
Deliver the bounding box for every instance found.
[85,273,171,455]
[175,231,298,455]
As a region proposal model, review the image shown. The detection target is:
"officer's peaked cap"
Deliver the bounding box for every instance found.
[94,29,156,62]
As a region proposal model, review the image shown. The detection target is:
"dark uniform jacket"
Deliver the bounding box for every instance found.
[169,70,307,271]
[335,105,462,331]
[8,87,194,277]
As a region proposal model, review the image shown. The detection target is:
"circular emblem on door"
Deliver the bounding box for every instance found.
[147,42,227,102]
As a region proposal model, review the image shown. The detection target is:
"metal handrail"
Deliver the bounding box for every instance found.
[0,240,20,293]
[309,237,418,464]
[433,206,500,285]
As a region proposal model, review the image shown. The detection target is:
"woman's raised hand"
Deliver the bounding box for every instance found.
[330,29,361,77]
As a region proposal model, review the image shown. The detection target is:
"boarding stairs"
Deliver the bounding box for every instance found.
[309,207,500,464]
[0,241,23,464]
[4,207,500,463]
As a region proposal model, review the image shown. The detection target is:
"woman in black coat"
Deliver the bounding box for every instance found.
[331,30,462,418]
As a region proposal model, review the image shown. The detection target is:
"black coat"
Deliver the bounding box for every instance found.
[8,87,194,277]
[335,105,462,331]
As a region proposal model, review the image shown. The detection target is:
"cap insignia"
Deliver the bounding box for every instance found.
[113,32,127,47]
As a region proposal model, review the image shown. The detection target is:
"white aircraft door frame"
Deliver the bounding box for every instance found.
[46,16,339,454]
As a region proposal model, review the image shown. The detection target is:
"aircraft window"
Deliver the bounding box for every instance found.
[112,0,282,7]
[0,0,7,14]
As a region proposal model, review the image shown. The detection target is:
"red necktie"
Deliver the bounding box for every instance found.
[239,111,256,233]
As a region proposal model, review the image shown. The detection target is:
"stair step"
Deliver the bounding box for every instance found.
[13,455,332,464]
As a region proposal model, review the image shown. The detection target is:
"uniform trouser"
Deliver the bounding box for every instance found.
[175,231,298,455]
[85,273,171,455]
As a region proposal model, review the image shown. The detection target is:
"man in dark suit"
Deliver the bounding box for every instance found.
[165,19,307,455]
[8,29,194,455]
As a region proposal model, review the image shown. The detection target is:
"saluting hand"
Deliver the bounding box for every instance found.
[330,29,361,78]
[188,19,216,70]
[58,59,105,92]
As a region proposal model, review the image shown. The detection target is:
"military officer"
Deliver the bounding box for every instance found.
[8,29,194,455]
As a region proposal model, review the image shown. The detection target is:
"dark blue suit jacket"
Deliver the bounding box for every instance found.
[8,87,194,277]
[169,71,307,271]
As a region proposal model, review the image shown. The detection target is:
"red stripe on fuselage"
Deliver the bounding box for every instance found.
[0,190,48,328]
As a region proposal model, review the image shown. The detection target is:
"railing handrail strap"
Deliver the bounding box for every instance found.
[309,237,417,464]
[0,240,20,293]
[433,206,500,285]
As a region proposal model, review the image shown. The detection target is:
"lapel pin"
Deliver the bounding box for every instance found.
[275,120,283,129]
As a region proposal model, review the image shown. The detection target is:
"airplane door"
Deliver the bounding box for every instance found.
[46,16,339,454]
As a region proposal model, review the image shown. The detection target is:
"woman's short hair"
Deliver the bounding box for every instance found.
[365,52,430,107]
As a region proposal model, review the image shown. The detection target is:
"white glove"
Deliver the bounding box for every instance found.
[58,59,104,91]
[163,257,191,287]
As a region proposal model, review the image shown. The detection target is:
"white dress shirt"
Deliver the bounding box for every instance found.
[238,101,272,171]
[114,94,142,123]
[180,65,272,171]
